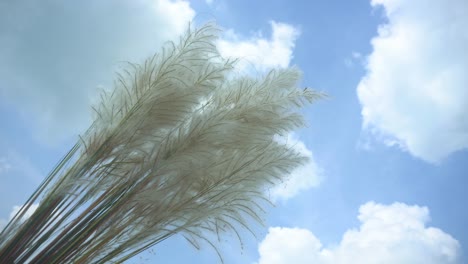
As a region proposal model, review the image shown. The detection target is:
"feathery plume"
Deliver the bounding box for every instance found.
[0,22,323,263]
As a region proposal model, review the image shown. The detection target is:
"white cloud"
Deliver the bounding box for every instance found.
[0,203,39,233]
[0,0,195,145]
[217,21,300,73]
[256,202,461,264]
[357,0,468,162]
[9,203,39,221]
[270,134,322,201]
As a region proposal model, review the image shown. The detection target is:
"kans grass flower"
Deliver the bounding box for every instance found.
[0,22,323,263]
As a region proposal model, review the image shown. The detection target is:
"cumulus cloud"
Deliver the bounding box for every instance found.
[270,134,322,202]
[9,203,39,221]
[217,21,300,73]
[0,0,195,145]
[0,203,39,232]
[256,202,461,264]
[357,0,468,162]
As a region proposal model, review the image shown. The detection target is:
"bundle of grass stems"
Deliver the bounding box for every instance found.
[0,22,322,263]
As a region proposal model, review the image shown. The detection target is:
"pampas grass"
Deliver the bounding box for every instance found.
[0,22,322,263]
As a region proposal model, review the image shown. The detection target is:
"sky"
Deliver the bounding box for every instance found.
[0,0,467,263]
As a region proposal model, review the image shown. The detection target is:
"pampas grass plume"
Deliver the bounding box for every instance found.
[0,22,323,263]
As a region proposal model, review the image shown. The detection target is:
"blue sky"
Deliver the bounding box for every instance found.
[0,0,467,263]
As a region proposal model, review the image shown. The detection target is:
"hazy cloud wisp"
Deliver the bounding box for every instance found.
[0,0,195,145]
